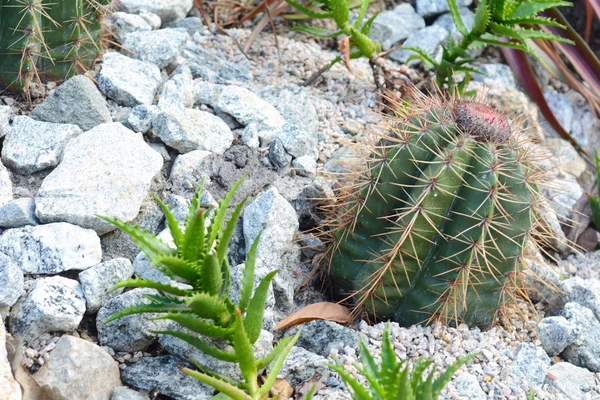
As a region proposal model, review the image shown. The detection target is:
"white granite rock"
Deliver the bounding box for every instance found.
[79,258,134,313]
[35,123,163,234]
[0,198,38,228]
[10,276,86,342]
[369,4,425,50]
[0,252,24,308]
[123,28,188,68]
[0,222,101,275]
[111,386,149,400]
[117,0,194,24]
[98,52,162,107]
[128,104,159,134]
[275,123,319,160]
[110,12,152,42]
[0,105,11,139]
[1,116,82,174]
[416,0,472,17]
[0,320,21,400]
[545,362,597,399]
[292,156,317,177]
[157,67,195,111]
[389,25,449,66]
[168,150,214,195]
[0,162,13,207]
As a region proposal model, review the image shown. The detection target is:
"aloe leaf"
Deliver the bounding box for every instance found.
[360,12,378,35]
[219,256,232,299]
[353,0,369,28]
[329,361,374,400]
[183,368,249,400]
[105,303,191,323]
[98,216,174,259]
[207,176,245,251]
[231,309,258,395]
[447,0,468,36]
[256,334,295,369]
[403,46,438,67]
[357,335,378,378]
[153,313,232,338]
[284,0,333,18]
[187,292,228,322]
[216,197,247,267]
[291,24,343,37]
[244,270,278,344]
[511,0,571,19]
[202,251,223,297]
[472,0,490,36]
[256,329,301,399]
[109,277,191,296]
[397,360,413,400]
[239,232,261,313]
[432,353,477,397]
[180,206,207,262]
[153,194,184,247]
[379,324,399,389]
[151,255,200,283]
[158,329,238,362]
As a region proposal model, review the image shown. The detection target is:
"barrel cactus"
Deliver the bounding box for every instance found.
[325,93,552,328]
[0,0,111,93]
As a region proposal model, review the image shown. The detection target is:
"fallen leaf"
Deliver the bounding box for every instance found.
[338,37,352,72]
[274,302,352,330]
[269,377,294,399]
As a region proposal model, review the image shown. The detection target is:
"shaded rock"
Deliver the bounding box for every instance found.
[117,0,194,24]
[0,163,12,207]
[98,52,162,107]
[537,316,580,356]
[168,150,215,195]
[0,105,11,138]
[416,0,472,17]
[543,89,573,137]
[277,347,328,387]
[1,320,21,400]
[0,198,38,228]
[562,277,600,321]
[34,335,121,400]
[292,320,357,357]
[181,44,252,83]
[10,276,86,342]
[167,17,202,36]
[121,356,212,400]
[128,104,159,134]
[567,89,600,150]
[561,302,600,372]
[0,252,24,308]
[472,63,518,88]
[110,12,152,42]
[545,362,597,400]
[276,123,319,160]
[0,222,101,275]
[154,108,233,154]
[452,372,486,400]
[111,387,149,400]
[389,25,448,65]
[79,258,134,313]
[97,289,171,352]
[292,156,317,177]
[29,75,112,131]
[544,138,587,179]
[123,28,188,69]
[1,116,82,174]
[35,123,163,234]
[268,138,292,169]
[510,343,550,386]
[369,4,425,50]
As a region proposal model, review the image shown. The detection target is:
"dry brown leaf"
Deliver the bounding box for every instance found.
[269,377,294,399]
[274,302,352,330]
[338,37,352,72]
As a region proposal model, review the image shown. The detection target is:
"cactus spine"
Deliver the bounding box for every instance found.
[325,93,550,327]
[0,0,110,93]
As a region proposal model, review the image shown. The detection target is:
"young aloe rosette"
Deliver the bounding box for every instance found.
[100,178,300,400]
[330,323,477,399]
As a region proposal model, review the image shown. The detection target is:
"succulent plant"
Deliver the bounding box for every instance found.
[0,0,110,94]
[100,178,300,400]
[324,93,552,327]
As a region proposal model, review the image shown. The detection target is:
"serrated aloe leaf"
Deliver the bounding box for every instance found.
[232,309,258,395]
[187,292,228,322]
[511,0,571,19]
[158,329,237,362]
[329,361,374,400]
[216,197,246,266]
[191,358,245,388]
[207,176,245,251]
[432,353,477,396]
[398,361,413,400]
[472,0,489,36]
[357,335,377,378]
[284,0,333,18]
[98,215,175,259]
[409,358,431,393]
[219,256,232,299]
[180,206,207,262]
[105,303,191,323]
[291,24,343,37]
[379,324,399,390]
[109,277,191,296]
[256,334,295,370]
[447,0,468,36]
[144,294,185,304]
[183,368,248,400]
[244,270,278,344]
[239,232,261,313]
[153,313,232,338]
[256,329,301,399]
[356,365,385,399]
[202,251,223,297]
[151,255,200,283]
[153,194,184,247]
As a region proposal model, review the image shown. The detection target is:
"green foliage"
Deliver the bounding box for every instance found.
[587,151,600,231]
[101,177,300,400]
[327,96,547,327]
[0,0,110,93]
[330,323,476,399]
[284,0,381,70]
[406,0,573,91]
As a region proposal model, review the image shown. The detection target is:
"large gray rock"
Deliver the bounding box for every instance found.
[98,52,162,107]
[275,123,319,160]
[561,302,600,372]
[29,75,112,131]
[292,156,317,177]
[537,316,580,356]
[0,198,38,228]
[543,89,573,137]
[0,105,11,139]
[1,116,82,174]
[167,150,214,195]
[128,104,159,134]
[33,335,121,400]
[35,123,163,234]
[110,12,152,43]
[167,17,203,36]
[0,162,13,207]
[277,347,328,387]
[181,44,252,83]
[389,25,449,65]
[545,362,597,399]
[0,252,24,308]
[0,222,101,275]
[9,276,86,342]
[1,320,21,400]
[433,7,474,41]
[416,0,472,17]
[452,372,486,400]
[96,289,170,352]
[117,0,194,24]
[123,28,188,68]
[121,356,213,400]
[111,387,149,400]
[79,258,134,313]
[561,277,600,321]
[472,63,518,88]
[268,138,292,169]
[153,108,233,154]
[510,343,550,387]
[293,320,357,357]
[369,4,425,50]
[157,67,195,111]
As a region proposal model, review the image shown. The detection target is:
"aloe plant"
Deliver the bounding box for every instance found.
[587,151,600,231]
[330,323,476,399]
[101,178,300,400]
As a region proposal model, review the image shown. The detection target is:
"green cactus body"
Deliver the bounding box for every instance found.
[0,0,108,92]
[327,97,544,327]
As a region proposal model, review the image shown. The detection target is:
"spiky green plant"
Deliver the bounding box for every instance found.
[323,92,552,327]
[0,0,110,94]
[330,323,476,399]
[586,151,600,233]
[100,178,300,400]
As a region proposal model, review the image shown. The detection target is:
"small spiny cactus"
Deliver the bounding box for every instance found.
[323,92,555,328]
[0,0,111,94]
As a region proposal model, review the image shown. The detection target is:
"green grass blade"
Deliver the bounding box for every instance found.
[153,194,184,247]
[239,232,261,313]
[153,313,232,338]
[244,270,278,344]
[182,368,250,400]
[109,277,192,296]
[232,309,258,395]
[157,329,238,362]
[291,24,343,37]
[216,197,247,267]
[207,176,245,251]
[104,303,191,323]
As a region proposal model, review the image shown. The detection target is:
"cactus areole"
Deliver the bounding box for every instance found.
[326,96,547,327]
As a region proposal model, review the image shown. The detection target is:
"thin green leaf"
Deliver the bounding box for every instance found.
[239,232,261,313]
[183,368,249,400]
[511,0,571,19]
[153,194,184,247]
[158,329,237,362]
[283,0,333,18]
[151,255,200,283]
[232,308,259,395]
[360,12,378,35]
[98,216,175,259]
[291,24,343,37]
[357,335,378,378]
[353,0,369,28]
[109,277,191,296]
[256,329,301,399]
[432,353,477,397]
[104,303,191,323]
[216,197,246,267]
[329,361,374,400]
[244,270,278,344]
[207,176,245,252]
[256,334,295,370]
[447,0,468,36]
[180,206,207,262]
[153,313,232,338]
